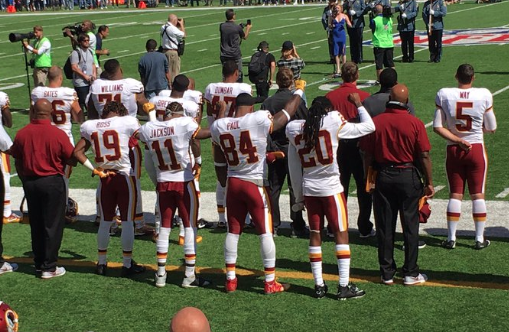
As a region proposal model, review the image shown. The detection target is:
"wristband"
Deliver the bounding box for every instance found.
[27,45,34,52]
[281,109,291,122]
[83,159,95,171]
[293,89,304,98]
[195,156,202,165]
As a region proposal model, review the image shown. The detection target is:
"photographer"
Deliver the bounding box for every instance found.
[95,25,110,75]
[370,4,394,83]
[71,34,96,112]
[64,20,99,68]
[22,26,52,87]
[161,14,186,84]
[220,9,251,83]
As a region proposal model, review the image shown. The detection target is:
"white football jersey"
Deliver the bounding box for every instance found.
[286,110,374,197]
[31,86,79,142]
[211,111,272,182]
[0,92,10,124]
[80,116,140,174]
[138,117,199,183]
[434,87,494,145]
[204,82,252,122]
[87,78,144,118]
[159,89,203,106]
[149,95,200,121]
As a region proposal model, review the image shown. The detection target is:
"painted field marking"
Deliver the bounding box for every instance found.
[496,188,509,198]
[118,50,130,53]
[310,46,320,50]
[197,49,208,52]
[434,185,446,193]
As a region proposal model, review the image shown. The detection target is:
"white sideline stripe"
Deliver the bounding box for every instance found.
[118,50,130,53]
[424,82,509,128]
[496,188,509,198]
[434,185,445,193]
[197,49,208,52]
[310,46,321,50]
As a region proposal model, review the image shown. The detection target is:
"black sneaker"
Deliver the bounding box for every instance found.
[182,275,212,288]
[291,224,310,239]
[96,263,107,276]
[441,240,456,249]
[197,218,213,229]
[121,260,146,277]
[337,283,365,300]
[315,283,328,299]
[474,239,490,250]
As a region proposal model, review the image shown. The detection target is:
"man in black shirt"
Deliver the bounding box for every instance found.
[248,41,276,103]
[220,9,252,83]
[261,68,309,238]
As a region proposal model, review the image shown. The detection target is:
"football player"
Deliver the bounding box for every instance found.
[433,64,497,250]
[74,101,146,277]
[204,60,252,228]
[30,66,84,223]
[86,59,152,236]
[210,91,302,294]
[286,94,374,300]
[0,90,20,225]
[138,101,216,288]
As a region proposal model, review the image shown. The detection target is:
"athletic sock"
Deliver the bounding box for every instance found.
[97,220,113,265]
[156,227,171,276]
[121,221,134,268]
[216,182,226,224]
[472,199,487,242]
[260,233,276,282]
[309,246,323,286]
[335,244,351,287]
[184,227,197,278]
[224,232,240,280]
[447,198,462,241]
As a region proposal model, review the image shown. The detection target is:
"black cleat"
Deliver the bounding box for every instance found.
[474,239,490,250]
[96,263,107,276]
[337,283,365,300]
[121,260,146,277]
[315,284,328,299]
[291,225,310,239]
[197,218,213,229]
[441,240,456,249]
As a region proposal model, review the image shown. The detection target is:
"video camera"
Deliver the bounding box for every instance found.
[62,22,95,37]
[382,5,394,17]
[9,32,36,43]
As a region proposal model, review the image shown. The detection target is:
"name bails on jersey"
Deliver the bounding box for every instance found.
[286,110,374,197]
[210,111,273,182]
[138,117,199,183]
[87,78,144,118]
[80,116,140,175]
[31,86,79,141]
[204,82,252,122]
[149,95,200,121]
[434,87,496,145]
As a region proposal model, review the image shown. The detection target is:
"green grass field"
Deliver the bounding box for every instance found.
[1,2,509,331]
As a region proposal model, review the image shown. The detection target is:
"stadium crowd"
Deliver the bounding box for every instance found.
[0,4,497,305]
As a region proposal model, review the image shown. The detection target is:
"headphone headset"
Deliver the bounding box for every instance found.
[386,100,410,112]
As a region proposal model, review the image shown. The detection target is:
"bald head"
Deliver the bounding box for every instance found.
[375,4,383,14]
[169,14,178,25]
[390,84,409,104]
[170,307,211,332]
[48,66,63,83]
[33,99,53,119]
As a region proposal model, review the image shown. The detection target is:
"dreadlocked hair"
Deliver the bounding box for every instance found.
[102,101,128,118]
[303,97,331,150]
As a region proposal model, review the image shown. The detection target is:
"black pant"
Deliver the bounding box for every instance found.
[23,175,66,272]
[268,152,306,231]
[337,140,373,235]
[220,56,243,83]
[373,167,423,280]
[0,174,5,265]
[75,85,90,113]
[399,30,415,61]
[327,33,334,61]
[428,29,443,62]
[254,81,270,102]
[347,27,364,64]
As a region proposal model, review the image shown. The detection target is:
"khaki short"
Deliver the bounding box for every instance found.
[33,67,49,87]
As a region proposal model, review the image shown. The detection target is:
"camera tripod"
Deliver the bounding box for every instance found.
[21,44,32,106]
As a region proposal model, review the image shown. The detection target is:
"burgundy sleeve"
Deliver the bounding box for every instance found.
[359,132,375,154]
[416,121,431,153]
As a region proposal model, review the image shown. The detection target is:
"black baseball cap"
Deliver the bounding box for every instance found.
[258,41,269,50]
[236,93,257,107]
[282,41,293,51]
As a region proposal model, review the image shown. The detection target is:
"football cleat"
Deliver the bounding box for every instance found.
[197,218,213,229]
[134,224,155,237]
[217,221,226,228]
[225,277,238,293]
[441,240,456,249]
[155,272,167,288]
[315,283,328,299]
[264,280,290,295]
[474,239,490,250]
[337,283,365,300]
[182,275,211,288]
[121,260,146,277]
[2,213,21,224]
[95,263,107,276]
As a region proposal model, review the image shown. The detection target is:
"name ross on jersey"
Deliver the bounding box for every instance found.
[101,85,124,93]
[43,91,58,98]
[150,127,175,138]
[226,121,239,130]
[214,86,233,94]
[96,121,111,128]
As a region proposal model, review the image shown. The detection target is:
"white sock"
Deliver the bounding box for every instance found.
[472,199,487,242]
[121,221,134,268]
[335,244,351,287]
[309,246,323,286]
[184,227,197,278]
[2,161,11,218]
[178,216,185,237]
[447,198,462,241]
[156,227,171,276]
[97,220,113,265]
[260,233,276,282]
[216,182,226,223]
[224,233,240,280]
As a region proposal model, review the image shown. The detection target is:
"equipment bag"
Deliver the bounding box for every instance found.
[248,51,268,83]
[63,49,81,79]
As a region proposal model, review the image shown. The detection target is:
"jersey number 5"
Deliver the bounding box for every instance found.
[455,101,474,132]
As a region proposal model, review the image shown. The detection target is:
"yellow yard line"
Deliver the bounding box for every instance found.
[6,256,508,291]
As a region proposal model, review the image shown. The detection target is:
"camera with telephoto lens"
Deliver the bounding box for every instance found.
[8,31,36,43]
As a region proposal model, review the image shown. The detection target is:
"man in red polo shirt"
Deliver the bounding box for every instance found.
[325,62,374,239]
[361,84,434,286]
[10,99,76,279]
